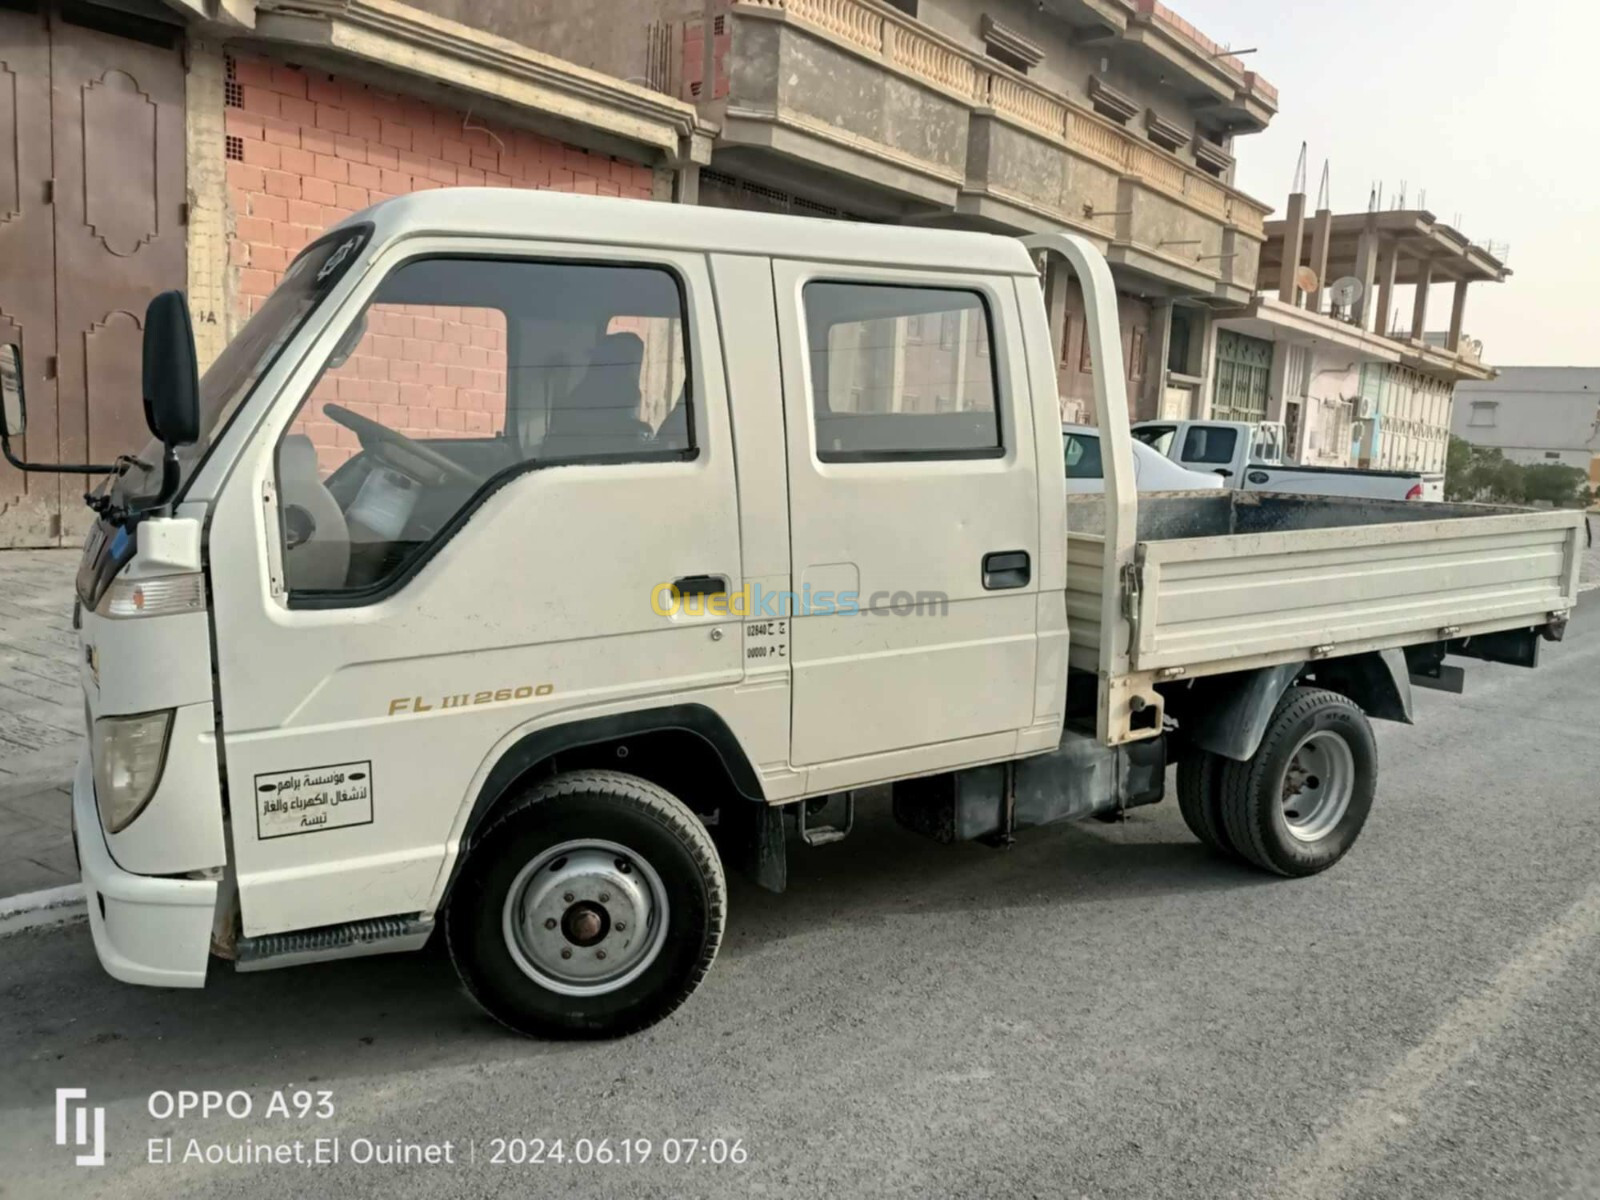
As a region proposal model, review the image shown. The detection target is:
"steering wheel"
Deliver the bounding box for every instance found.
[323,403,486,488]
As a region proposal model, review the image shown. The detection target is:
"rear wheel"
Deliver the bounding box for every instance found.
[1218,687,1377,877]
[1176,750,1237,858]
[447,770,724,1038]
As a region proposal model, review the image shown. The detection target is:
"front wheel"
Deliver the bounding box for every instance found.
[1218,687,1377,877]
[446,770,725,1038]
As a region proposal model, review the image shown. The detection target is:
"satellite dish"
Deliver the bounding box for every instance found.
[1295,265,1319,295]
[1328,276,1364,307]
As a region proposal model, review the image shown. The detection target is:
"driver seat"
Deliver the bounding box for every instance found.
[277,434,350,591]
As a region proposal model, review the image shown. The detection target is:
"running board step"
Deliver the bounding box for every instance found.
[797,791,855,846]
[235,913,433,973]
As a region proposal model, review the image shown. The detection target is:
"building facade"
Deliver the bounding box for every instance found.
[392,0,1280,426]
[1454,368,1600,489]
[0,0,1276,545]
[1213,192,1508,470]
[0,0,713,546]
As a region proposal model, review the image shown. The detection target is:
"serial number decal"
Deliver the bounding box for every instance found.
[254,761,374,840]
[387,684,553,717]
[743,619,787,665]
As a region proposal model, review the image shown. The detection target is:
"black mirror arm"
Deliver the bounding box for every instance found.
[0,430,117,475]
[120,446,181,523]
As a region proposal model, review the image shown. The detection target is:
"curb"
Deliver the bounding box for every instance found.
[0,883,87,936]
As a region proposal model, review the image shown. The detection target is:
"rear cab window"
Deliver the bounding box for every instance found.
[801,282,1001,461]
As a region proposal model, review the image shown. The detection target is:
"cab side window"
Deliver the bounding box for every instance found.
[803,282,1000,462]
[276,257,692,602]
[1182,426,1237,466]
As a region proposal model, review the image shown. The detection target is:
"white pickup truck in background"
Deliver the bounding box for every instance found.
[1133,419,1445,502]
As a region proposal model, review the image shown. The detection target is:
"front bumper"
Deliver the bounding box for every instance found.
[72,754,217,988]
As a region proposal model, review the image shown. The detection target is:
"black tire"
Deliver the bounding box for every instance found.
[446,769,725,1038]
[1176,750,1237,858]
[1218,687,1377,878]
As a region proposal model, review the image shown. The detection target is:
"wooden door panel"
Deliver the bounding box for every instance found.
[0,6,61,546]
[50,15,186,540]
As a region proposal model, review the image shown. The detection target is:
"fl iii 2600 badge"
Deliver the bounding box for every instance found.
[386,683,553,716]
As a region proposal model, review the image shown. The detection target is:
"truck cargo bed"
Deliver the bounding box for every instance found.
[1066,492,1583,677]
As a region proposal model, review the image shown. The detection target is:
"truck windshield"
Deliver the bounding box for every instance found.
[1132,424,1177,456]
[102,226,371,508]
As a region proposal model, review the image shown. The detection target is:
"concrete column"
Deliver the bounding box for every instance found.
[1277,191,1306,305]
[184,38,233,367]
[673,163,701,205]
[1352,225,1380,331]
[1447,279,1470,351]
[1376,245,1399,338]
[1143,300,1172,420]
[1411,260,1433,341]
[1306,208,1333,312]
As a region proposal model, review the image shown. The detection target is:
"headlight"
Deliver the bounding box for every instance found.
[92,710,173,834]
[95,573,205,619]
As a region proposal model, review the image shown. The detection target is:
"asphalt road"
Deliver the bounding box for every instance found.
[2,595,1598,1200]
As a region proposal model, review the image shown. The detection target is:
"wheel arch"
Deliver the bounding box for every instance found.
[442,704,764,903]
[1172,649,1412,763]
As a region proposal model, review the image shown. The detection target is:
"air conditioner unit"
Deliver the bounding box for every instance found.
[1357,395,1378,420]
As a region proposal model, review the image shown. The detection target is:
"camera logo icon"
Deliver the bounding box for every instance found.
[55,1088,105,1167]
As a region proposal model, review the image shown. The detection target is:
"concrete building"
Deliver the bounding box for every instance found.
[407,0,1280,426]
[1454,368,1600,489]
[1212,193,1508,470]
[0,0,713,546]
[0,0,1274,545]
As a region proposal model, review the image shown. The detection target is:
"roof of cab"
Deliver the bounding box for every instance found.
[340,188,1040,276]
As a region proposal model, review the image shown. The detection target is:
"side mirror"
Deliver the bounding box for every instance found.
[0,342,24,440]
[142,291,200,448]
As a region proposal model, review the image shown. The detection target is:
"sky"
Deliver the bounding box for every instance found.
[1174,0,1599,366]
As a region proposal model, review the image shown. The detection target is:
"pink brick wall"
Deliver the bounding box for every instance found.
[222,54,656,474]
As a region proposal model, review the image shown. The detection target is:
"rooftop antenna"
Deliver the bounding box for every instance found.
[1291,141,1308,195]
[1367,182,1378,212]
[1316,160,1331,210]
[1394,180,1407,210]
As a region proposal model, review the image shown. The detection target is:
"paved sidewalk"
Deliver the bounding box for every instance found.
[0,550,82,896]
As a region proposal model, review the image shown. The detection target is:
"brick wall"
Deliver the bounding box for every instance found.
[221,54,657,474]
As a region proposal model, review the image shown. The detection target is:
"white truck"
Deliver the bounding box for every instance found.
[0,192,1582,1038]
[1132,418,1446,501]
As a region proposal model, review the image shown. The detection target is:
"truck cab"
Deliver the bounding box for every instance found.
[1,191,1578,1039]
[1133,418,1440,500]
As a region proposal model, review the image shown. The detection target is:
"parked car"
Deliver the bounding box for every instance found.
[1063,424,1225,493]
[1132,419,1445,501]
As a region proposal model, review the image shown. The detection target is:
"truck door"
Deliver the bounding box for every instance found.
[1175,422,1243,481]
[772,262,1040,773]
[202,238,743,937]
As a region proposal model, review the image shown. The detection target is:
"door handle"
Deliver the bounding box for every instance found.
[982,550,1030,590]
[673,574,727,597]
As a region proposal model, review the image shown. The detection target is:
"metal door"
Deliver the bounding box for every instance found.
[50,13,188,542]
[0,6,186,546]
[0,6,61,546]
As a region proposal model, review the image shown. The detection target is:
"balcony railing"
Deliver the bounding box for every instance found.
[735,0,1270,237]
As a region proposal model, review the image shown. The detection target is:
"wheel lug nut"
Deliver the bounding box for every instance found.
[599,892,610,903]
[563,892,575,903]
[596,950,607,960]
[560,948,572,959]
[615,921,626,932]
[544,918,557,930]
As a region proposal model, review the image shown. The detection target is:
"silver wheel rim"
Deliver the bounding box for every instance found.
[501,839,669,997]
[1280,730,1355,843]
